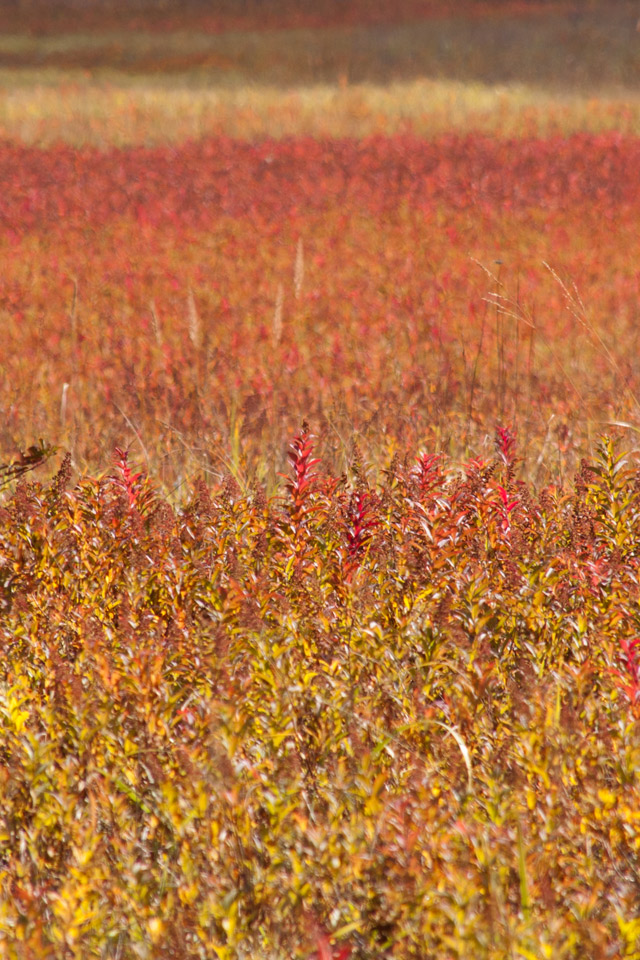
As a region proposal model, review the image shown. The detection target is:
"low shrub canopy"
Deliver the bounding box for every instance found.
[1,430,640,958]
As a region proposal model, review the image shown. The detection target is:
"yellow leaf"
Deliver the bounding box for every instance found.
[364,772,387,816]
[222,899,238,941]
[333,920,363,938]
[148,918,164,943]
[179,883,199,905]
[598,788,617,809]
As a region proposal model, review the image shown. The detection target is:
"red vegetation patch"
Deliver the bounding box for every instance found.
[1,132,640,481]
[2,133,639,233]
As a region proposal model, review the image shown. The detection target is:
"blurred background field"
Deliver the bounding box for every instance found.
[1,0,640,487]
[0,1,639,144]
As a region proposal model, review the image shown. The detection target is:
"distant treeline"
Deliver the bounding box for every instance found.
[3,0,623,34]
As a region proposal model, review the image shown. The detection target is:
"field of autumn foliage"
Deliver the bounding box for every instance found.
[3,1,640,958]
[4,131,640,488]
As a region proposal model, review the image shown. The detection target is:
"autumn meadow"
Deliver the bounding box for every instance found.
[2,1,640,957]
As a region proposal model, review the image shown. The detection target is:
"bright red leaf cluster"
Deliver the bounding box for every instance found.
[2,133,639,236]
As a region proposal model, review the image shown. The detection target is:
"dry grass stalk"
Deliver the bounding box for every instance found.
[60,382,69,428]
[273,283,284,346]
[294,237,304,301]
[150,299,163,347]
[187,287,201,349]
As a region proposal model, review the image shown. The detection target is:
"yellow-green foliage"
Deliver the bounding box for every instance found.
[1,430,640,958]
